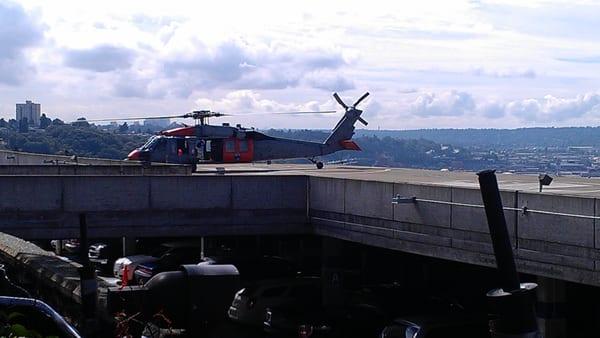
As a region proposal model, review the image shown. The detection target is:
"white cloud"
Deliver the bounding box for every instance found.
[506,93,600,122]
[112,35,355,97]
[303,71,355,92]
[477,101,506,119]
[112,70,166,99]
[63,45,135,72]
[194,90,335,114]
[5,0,600,129]
[410,90,475,117]
[471,66,536,78]
[0,1,44,85]
[403,90,600,124]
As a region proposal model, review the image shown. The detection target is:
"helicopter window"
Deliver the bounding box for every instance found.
[239,140,248,152]
[154,138,167,151]
[225,140,235,152]
[177,139,187,153]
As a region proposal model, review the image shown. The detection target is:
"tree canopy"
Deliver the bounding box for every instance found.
[0,123,147,159]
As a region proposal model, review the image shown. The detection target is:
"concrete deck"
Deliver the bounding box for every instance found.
[3,163,600,286]
[195,163,600,197]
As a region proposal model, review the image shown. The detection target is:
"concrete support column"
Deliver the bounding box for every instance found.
[322,237,345,312]
[122,237,136,256]
[537,277,567,338]
[54,240,63,256]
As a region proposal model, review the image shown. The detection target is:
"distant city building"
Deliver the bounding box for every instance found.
[16,100,41,127]
[144,118,170,128]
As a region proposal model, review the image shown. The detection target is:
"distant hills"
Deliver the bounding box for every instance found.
[355,127,600,148]
[0,125,469,169]
[3,123,598,170]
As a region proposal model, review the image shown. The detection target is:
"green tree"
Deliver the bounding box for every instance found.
[39,114,52,129]
[18,118,28,133]
[51,118,64,126]
[118,122,129,133]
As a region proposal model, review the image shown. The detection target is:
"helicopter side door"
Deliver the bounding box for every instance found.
[164,137,193,164]
[191,138,213,162]
[222,137,254,163]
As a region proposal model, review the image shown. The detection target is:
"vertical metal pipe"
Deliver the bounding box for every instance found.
[55,240,63,256]
[78,214,97,336]
[79,214,89,265]
[478,170,538,337]
[477,169,520,292]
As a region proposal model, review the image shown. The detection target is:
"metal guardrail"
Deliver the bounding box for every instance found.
[392,195,600,220]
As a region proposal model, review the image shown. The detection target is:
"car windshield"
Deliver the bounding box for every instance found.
[381,323,419,338]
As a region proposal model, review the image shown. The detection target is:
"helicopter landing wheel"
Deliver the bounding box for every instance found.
[316,161,324,169]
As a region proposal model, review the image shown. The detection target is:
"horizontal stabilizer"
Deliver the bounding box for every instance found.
[339,140,361,151]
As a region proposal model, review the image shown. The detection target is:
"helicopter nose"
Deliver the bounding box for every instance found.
[127,149,141,160]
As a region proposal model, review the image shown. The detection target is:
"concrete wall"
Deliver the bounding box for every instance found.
[0,149,128,165]
[310,176,600,287]
[4,172,600,286]
[0,175,309,239]
[0,164,192,175]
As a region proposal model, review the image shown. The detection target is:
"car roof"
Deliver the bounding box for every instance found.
[392,314,487,329]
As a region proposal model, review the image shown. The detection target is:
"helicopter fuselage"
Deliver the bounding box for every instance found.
[126,93,369,167]
[126,124,348,165]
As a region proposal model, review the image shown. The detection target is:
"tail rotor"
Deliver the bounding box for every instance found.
[333,93,349,110]
[332,92,370,126]
[353,92,370,108]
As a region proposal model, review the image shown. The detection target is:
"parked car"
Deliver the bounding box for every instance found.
[379,315,490,338]
[228,277,320,327]
[0,296,81,338]
[88,241,122,273]
[134,245,207,284]
[64,239,80,254]
[204,255,298,283]
[264,302,330,337]
[50,239,80,254]
[113,241,202,283]
[340,283,466,337]
[259,280,324,335]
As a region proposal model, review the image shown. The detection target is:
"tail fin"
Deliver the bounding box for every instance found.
[324,92,369,150]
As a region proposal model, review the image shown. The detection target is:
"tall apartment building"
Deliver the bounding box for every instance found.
[16,100,41,127]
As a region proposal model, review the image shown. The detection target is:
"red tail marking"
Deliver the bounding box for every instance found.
[339,140,361,151]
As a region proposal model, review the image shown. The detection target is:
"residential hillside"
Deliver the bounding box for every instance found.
[355,127,600,148]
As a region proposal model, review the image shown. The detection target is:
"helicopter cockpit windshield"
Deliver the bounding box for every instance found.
[141,136,159,150]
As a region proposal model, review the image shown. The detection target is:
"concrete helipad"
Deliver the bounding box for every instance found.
[193,163,600,197]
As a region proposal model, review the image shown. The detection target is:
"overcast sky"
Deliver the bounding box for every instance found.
[3,0,600,130]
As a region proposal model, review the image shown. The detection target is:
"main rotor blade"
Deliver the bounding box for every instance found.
[353,92,370,107]
[83,114,187,122]
[274,110,337,115]
[333,93,348,109]
[77,107,338,124]
[228,110,337,116]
